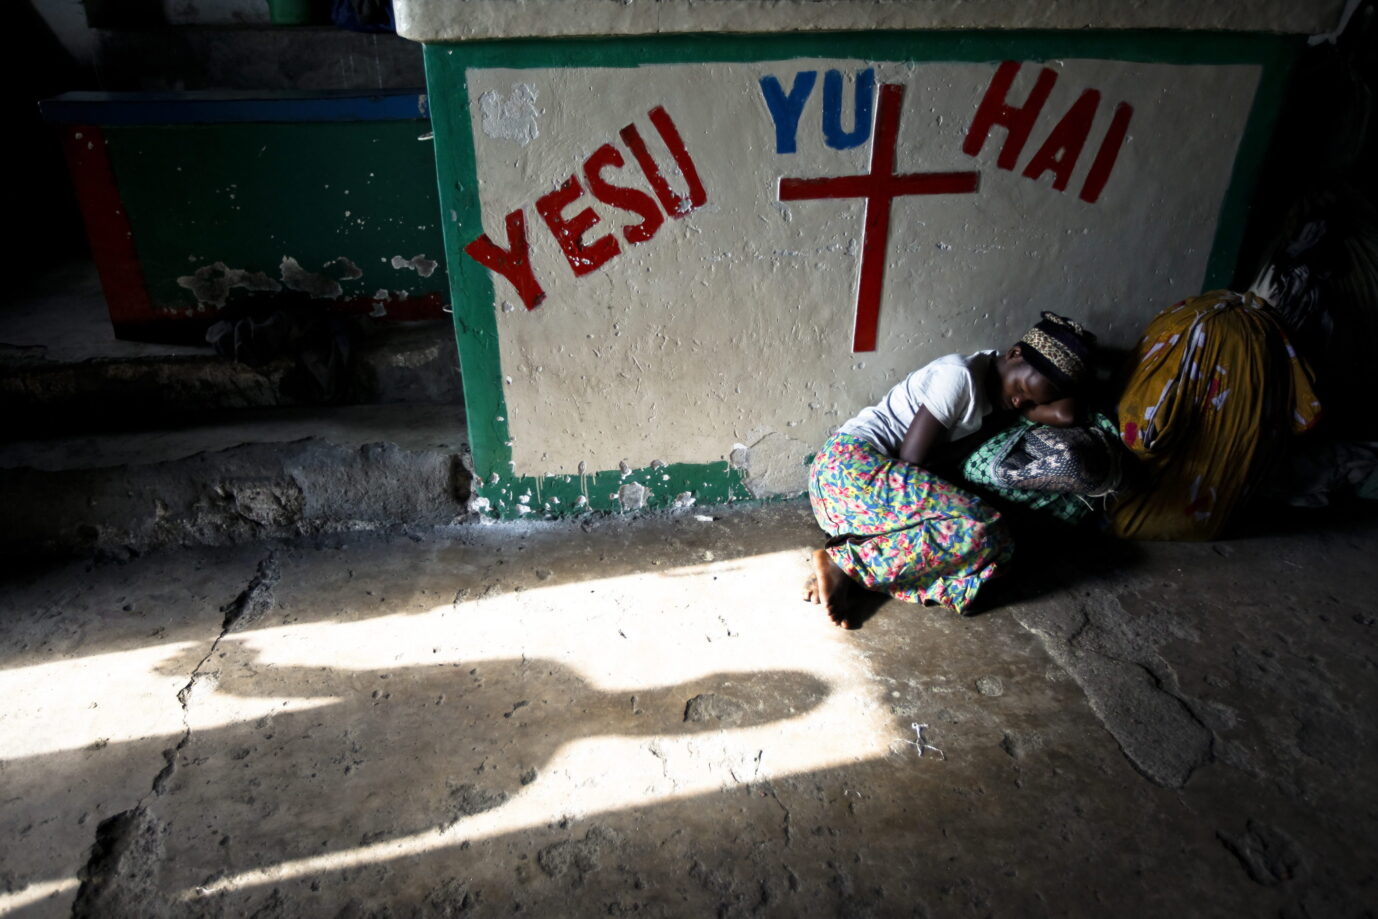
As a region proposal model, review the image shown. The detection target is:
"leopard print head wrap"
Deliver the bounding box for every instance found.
[1018,312,1096,392]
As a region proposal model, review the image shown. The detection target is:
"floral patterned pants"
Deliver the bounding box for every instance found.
[808,433,1013,613]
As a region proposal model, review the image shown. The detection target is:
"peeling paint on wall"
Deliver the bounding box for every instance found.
[735,431,814,497]
[176,262,282,309]
[614,481,648,511]
[479,83,540,147]
[86,117,449,327]
[460,459,747,519]
[370,288,391,317]
[391,254,439,277]
[280,256,343,299]
[327,256,365,280]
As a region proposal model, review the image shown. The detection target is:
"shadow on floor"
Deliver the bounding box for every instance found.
[8,648,829,911]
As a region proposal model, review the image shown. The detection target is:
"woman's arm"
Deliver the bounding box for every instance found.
[897,406,948,467]
[1022,396,1078,427]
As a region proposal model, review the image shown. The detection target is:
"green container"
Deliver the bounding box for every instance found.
[267,0,323,25]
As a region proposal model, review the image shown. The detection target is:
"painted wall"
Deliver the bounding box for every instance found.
[107,121,447,322]
[43,93,448,337]
[422,32,1296,518]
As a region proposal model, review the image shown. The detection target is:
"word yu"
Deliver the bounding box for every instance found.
[465,106,707,310]
[760,68,876,153]
[964,60,1134,204]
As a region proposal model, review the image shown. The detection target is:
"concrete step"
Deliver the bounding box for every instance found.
[90,25,425,93]
[0,403,472,561]
[0,260,462,437]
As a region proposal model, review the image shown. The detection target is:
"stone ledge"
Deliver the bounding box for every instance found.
[394,0,1347,43]
[0,404,472,560]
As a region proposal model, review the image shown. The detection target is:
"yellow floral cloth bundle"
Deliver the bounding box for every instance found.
[1110,291,1321,540]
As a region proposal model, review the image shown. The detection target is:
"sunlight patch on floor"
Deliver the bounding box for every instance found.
[185,548,898,899]
[0,877,80,915]
[0,640,340,761]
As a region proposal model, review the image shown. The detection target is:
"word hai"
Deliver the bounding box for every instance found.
[964,60,1134,204]
[465,106,706,310]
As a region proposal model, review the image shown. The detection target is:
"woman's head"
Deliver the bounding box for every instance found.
[993,312,1096,410]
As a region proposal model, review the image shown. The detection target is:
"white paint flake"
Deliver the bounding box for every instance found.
[280,256,343,300]
[327,256,364,280]
[614,482,648,512]
[176,262,281,309]
[479,83,540,147]
[391,254,438,278]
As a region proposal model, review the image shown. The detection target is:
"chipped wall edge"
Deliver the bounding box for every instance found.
[468,460,756,520]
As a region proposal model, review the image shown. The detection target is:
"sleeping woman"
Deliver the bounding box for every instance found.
[804,312,1097,626]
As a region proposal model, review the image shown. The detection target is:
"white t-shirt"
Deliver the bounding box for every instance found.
[838,351,997,457]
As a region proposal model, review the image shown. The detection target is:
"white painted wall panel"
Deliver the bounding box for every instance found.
[460,58,1259,494]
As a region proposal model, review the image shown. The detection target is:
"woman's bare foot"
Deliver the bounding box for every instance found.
[804,549,854,628]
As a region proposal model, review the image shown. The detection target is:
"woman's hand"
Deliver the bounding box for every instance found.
[1022,396,1078,427]
[898,406,948,467]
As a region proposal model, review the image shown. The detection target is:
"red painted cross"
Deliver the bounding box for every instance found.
[779,82,980,352]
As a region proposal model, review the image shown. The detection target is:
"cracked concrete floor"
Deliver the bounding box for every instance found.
[1,500,1375,917]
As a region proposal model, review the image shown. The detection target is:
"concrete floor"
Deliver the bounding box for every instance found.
[0,260,204,365]
[1,259,469,561]
[0,500,1375,917]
